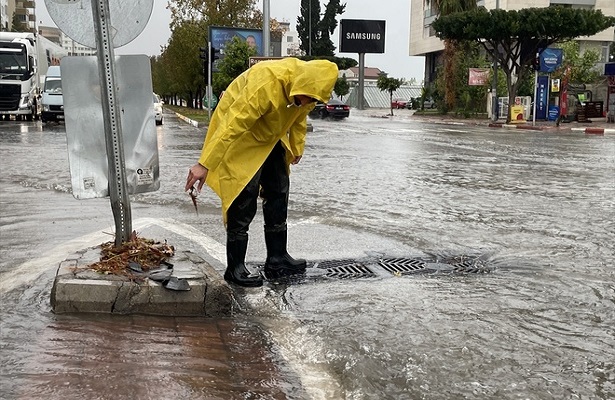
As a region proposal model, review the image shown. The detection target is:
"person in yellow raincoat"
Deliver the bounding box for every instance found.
[185,58,338,287]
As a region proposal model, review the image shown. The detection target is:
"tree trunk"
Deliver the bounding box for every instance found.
[443,40,457,111]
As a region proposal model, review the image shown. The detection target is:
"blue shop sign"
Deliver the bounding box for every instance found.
[536,75,549,120]
[540,48,563,73]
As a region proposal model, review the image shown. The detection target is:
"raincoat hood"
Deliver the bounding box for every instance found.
[197,58,338,223]
[288,59,339,103]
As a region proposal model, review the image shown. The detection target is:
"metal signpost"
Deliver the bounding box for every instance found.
[45,0,156,246]
[91,0,131,245]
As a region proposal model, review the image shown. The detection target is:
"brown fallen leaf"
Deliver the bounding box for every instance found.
[188,186,199,215]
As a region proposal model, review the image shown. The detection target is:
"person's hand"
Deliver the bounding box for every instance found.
[185,163,208,193]
[291,155,302,165]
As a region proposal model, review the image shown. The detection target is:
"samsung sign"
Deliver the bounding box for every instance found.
[340,19,385,54]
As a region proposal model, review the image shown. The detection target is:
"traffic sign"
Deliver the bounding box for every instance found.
[45,0,153,48]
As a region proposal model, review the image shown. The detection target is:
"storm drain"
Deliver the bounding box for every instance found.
[251,254,491,284]
[315,259,376,279]
[446,257,491,273]
[378,257,428,275]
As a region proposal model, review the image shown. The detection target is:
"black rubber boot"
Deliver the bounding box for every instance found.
[263,227,307,277]
[224,234,263,287]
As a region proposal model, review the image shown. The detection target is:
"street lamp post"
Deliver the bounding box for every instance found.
[491,0,499,122]
[308,0,312,55]
[263,0,270,56]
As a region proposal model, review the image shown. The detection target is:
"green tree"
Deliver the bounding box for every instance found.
[11,13,27,32]
[334,75,350,100]
[212,36,257,97]
[151,54,173,102]
[433,6,615,122]
[163,0,293,107]
[161,20,207,108]
[297,0,345,56]
[377,74,405,116]
[434,40,490,115]
[168,0,261,31]
[552,41,601,84]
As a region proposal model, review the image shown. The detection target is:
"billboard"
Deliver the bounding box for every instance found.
[339,19,385,54]
[209,26,263,70]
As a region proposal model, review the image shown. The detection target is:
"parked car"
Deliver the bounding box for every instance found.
[391,98,410,109]
[309,99,350,119]
[41,66,63,123]
[153,93,163,125]
[421,98,436,109]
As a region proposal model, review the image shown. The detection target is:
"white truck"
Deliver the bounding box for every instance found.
[0,32,66,121]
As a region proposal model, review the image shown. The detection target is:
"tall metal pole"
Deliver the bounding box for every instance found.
[532,69,538,126]
[491,0,499,122]
[91,0,132,246]
[208,41,212,122]
[263,0,270,56]
[358,53,365,110]
[308,0,312,56]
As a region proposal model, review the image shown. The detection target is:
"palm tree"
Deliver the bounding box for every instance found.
[433,0,476,111]
[377,74,405,116]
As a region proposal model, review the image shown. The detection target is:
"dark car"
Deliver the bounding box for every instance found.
[309,99,350,119]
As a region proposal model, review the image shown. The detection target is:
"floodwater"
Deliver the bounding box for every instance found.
[1,110,613,399]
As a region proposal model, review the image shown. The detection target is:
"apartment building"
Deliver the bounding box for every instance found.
[37,25,96,56]
[3,0,36,32]
[409,0,615,85]
[1,0,9,31]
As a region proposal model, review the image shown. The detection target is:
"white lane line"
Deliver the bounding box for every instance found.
[150,218,343,399]
[0,218,158,293]
[152,218,226,264]
[1,217,341,399]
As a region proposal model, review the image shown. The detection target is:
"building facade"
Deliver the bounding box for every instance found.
[3,0,36,32]
[38,25,96,56]
[409,0,615,85]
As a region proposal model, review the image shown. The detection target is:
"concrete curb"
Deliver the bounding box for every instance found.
[174,112,199,128]
[50,248,235,316]
[487,122,615,134]
[570,127,614,135]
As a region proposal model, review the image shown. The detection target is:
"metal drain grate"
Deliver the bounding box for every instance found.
[315,259,375,279]
[378,257,427,275]
[448,257,491,273]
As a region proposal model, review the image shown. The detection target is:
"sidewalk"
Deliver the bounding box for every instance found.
[172,106,615,134]
[399,109,615,134]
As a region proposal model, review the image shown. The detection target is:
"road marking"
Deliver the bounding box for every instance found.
[0,218,157,293]
[0,217,341,399]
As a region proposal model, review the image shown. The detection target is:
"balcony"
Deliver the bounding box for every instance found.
[17,1,35,8]
[550,0,596,5]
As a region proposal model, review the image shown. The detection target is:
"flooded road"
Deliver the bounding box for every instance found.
[1,111,613,399]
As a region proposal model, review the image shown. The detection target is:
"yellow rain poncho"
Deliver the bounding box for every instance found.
[198,58,339,221]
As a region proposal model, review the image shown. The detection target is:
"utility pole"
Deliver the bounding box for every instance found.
[263,0,270,56]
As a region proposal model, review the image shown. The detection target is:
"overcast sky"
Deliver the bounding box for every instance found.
[36,0,425,82]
